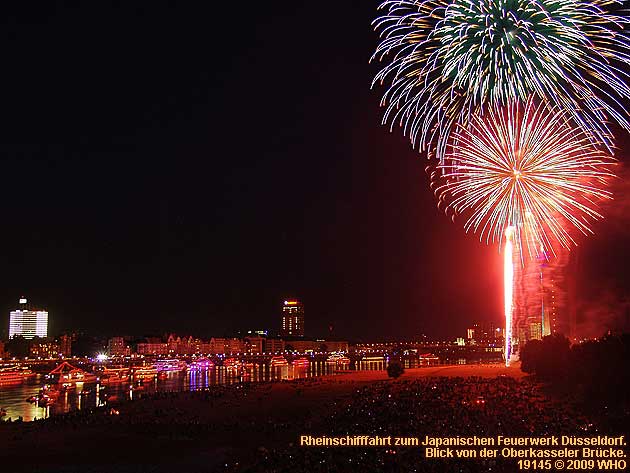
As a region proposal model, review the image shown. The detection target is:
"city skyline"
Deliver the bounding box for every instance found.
[2,294,514,344]
[5,292,612,347]
[0,3,628,473]
[0,2,628,343]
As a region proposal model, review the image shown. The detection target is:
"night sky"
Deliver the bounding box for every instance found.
[1,2,628,341]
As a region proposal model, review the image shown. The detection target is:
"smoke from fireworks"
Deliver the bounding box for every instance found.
[431,99,615,257]
[371,0,630,160]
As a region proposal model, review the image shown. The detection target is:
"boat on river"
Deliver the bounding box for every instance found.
[270,356,288,367]
[46,362,97,385]
[0,366,36,385]
[223,358,242,373]
[419,353,439,362]
[100,368,130,384]
[292,357,310,367]
[132,365,157,379]
[326,353,350,364]
[155,359,187,373]
[188,358,215,371]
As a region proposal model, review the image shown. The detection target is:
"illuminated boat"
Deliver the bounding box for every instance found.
[47,362,97,384]
[292,357,310,367]
[133,365,157,379]
[155,359,187,372]
[223,358,242,373]
[0,366,35,384]
[100,368,131,384]
[418,353,439,362]
[35,385,58,407]
[188,358,215,371]
[37,396,53,408]
[326,353,350,364]
[270,355,288,367]
[240,362,255,378]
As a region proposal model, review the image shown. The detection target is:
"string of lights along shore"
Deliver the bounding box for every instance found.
[371,0,630,365]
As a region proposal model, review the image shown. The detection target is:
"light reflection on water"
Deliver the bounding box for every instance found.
[0,357,495,422]
[0,361,338,421]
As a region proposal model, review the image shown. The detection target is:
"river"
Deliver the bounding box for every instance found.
[0,361,337,421]
[0,355,499,421]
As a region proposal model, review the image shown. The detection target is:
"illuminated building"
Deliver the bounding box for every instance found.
[281,300,304,337]
[58,334,72,357]
[167,334,198,354]
[466,322,501,345]
[512,242,569,351]
[528,322,542,341]
[107,337,131,357]
[29,340,61,358]
[265,338,285,353]
[209,338,244,355]
[136,342,168,355]
[9,298,48,339]
[244,336,264,354]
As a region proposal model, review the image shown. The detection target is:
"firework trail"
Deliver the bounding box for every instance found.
[504,226,515,365]
[431,99,615,258]
[371,0,630,160]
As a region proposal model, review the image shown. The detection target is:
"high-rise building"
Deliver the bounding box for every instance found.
[9,298,48,339]
[281,300,304,337]
[58,334,72,357]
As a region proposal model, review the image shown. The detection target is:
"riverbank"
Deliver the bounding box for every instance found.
[1,363,607,473]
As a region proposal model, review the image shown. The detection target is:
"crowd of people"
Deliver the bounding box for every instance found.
[1,374,627,472]
[244,376,622,473]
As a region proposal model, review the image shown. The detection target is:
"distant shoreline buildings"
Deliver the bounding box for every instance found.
[127,334,348,356]
[1,296,352,359]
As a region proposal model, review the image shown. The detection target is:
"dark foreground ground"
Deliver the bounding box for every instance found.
[0,364,627,473]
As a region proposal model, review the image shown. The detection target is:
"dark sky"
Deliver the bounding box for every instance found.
[0,1,627,341]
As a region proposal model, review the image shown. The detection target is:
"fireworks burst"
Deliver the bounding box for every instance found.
[432,99,615,257]
[371,0,630,160]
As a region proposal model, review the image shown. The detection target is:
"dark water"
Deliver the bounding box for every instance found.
[0,356,496,422]
[0,361,337,421]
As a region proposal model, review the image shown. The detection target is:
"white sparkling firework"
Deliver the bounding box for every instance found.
[371,0,630,160]
[432,99,615,257]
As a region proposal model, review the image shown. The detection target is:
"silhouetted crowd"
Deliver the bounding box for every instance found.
[242,376,622,473]
[2,375,627,473]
